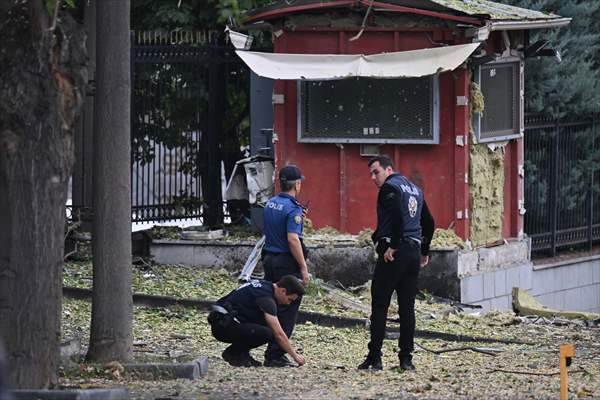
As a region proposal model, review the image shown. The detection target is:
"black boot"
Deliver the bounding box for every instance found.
[399,356,415,371]
[264,354,294,368]
[222,346,260,367]
[358,352,382,370]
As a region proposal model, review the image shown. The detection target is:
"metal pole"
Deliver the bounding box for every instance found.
[587,170,593,251]
[549,118,560,256]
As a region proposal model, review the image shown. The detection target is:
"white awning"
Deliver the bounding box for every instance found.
[235,43,480,80]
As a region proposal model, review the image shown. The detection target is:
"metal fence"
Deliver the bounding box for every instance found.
[131,31,246,224]
[524,114,600,255]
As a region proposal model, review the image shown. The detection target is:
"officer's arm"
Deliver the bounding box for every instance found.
[420,200,435,256]
[287,232,309,283]
[264,313,305,366]
[380,184,405,250]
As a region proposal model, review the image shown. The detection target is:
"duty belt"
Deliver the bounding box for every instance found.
[404,237,421,246]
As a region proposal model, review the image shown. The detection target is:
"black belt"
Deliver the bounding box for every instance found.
[263,250,291,256]
[403,237,421,246]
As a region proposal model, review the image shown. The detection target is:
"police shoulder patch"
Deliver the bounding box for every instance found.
[294,215,302,225]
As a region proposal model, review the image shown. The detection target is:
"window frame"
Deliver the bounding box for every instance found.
[296,75,440,144]
[472,56,524,143]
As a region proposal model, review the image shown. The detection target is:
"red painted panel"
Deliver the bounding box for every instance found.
[271,27,520,238]
[503,138,524,239]
[453,69,471,240]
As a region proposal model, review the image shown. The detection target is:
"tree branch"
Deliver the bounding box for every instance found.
[487,367,589,377]
[416,342,501,357]
[49,0,62,32]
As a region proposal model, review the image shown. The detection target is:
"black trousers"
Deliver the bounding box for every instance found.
[262,252,302,359]
[211,320,274,354]
[368,241,420,359]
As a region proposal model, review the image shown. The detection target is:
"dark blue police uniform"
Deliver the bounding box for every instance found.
[368,173,435,363]
[209,279,278,358]
[262,192,305,361]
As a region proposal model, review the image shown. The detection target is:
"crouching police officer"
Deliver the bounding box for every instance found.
[261,165,310,367]
[359,155,435,371]
[208,275,306,368]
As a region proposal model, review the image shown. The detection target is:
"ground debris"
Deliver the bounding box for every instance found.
[61,264,600,399]
[430,228,465,249]
[513,288,600,321]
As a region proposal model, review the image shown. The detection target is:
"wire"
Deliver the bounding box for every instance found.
[349,0,374,42]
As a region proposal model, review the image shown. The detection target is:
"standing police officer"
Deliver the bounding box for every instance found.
[261,165,309,367]
[209,275,306,367]
[359,155,435,371]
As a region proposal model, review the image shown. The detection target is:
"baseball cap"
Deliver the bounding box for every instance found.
[279,165,304,182]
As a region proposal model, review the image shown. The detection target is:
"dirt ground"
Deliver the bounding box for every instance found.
[60,263,600,400]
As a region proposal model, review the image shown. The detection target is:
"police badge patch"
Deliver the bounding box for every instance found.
[294,215,302,224]
[408,196,418,218]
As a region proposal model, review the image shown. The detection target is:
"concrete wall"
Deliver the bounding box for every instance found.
[460,262,532,312]
[459,252,600,314]
[151,239,255,270]
[151,238,600,313]
[150,239,375,286]
[530,256,600,313]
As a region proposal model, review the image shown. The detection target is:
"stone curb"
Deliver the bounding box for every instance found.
[10,388,130,400]
[63,286,367,328]
[64,287,532,344]
[123,356,208,380]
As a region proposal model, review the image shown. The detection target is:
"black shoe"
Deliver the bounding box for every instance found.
[244,353,262,367]
[358,353,382,370]
[222,347,260,367]
[399,357,415,371]
[264,354,294,368]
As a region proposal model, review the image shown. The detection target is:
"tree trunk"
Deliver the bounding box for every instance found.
[87,0,133,363]
[0,1,86,389]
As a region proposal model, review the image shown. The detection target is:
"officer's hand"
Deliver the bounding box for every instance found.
[293,353,306,366]
[302,207,308,218]
[420,255,429,268]
[301,270,310,285]
[383,247,396,263]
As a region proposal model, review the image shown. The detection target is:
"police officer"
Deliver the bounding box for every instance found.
[208,275,306,368]
[261,165,309,367]
[358,155,435,371]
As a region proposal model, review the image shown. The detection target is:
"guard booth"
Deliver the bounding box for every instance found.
[237,0,569,249]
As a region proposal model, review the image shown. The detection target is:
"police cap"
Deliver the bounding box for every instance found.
[279,165,304,182]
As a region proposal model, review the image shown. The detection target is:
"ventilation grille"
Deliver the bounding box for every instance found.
[480,62,520,139]
[299,77,435,143]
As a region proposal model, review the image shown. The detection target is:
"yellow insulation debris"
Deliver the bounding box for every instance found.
[469,82,505,247]
[430,228,465,249]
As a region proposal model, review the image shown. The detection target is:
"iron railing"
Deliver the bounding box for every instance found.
[524,113,600,255]
[68,30,248,226]
[130,31,246,224]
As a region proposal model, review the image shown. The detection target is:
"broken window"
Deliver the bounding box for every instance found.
[473,59,524,142]
[297,76,439,144]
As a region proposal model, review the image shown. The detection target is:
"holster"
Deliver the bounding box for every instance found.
[300,238,309,259]
[207,304,237,328]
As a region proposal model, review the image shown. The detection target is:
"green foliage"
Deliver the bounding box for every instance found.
[45,0,76,15]
[131,0,273,31]
[504,0,600,117]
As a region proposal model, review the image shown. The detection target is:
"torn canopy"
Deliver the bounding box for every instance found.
[235,42,481,80]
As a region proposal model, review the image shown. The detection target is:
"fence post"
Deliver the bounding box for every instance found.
[587,170,593,251]
[130,31,135,221]
[549,118,560,257]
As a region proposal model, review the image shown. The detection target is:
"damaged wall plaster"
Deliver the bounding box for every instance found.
[469,82,505,247]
